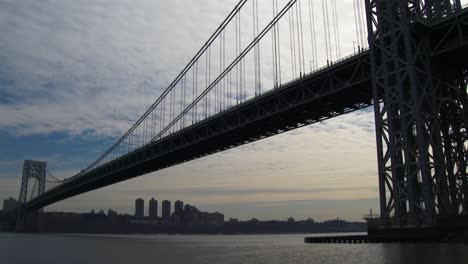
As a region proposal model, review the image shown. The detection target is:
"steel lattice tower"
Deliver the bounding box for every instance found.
[18,160,46,205]
[15,160,46,232]
[365,0,467,227]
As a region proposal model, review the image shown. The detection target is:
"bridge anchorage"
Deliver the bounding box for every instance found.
[14,0,467,240]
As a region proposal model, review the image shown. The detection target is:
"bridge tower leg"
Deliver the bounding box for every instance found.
[365,0,467,229]
[16,160,47,232]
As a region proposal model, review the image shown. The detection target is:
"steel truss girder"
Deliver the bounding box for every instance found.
[26,53,373,210]
[365,0,467,227]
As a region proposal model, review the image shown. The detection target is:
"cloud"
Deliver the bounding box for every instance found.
[0,0,241,138]
[0,0,370,139]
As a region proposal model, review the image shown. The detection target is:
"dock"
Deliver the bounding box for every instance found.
[304,234,468,244]
[304,235,369,244]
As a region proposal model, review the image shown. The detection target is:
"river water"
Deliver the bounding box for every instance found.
[0,233,467,264]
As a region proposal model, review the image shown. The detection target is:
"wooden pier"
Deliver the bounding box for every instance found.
[304,235,369,244]
[304,234,468,244]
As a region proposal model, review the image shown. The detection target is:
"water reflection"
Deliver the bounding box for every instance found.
[0,233,467,264]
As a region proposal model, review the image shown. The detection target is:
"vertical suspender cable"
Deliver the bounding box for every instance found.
[228,71,231,108]
[236,13,239,104]
[151,103,155,139]
[295,3,302,75]
[253,0,258,95]
[240,12,243,103]
[313,0,317,69]
[223,31,226,110]
[292,9,297,77]
[205,51,209,117]
[240,11,243,101]
[171,84,174,133]
[182,75,186,127]
[353,0,361,48]
[240,12,246,101]
[162,98,165,138]
[153,100,157,139]
[359,0,366,48]
[180,78,183,128]
[143,107,147,144]
[332,0,341,59]
[331,0,337,60]
[169,84,173,134]
[256,0,261,94]
[355,0,363,48]
[298,0,305,75]
[195,61,199,122]
[322,0,330,63]
[208,47,212,116]
[276,0,282,85]
[223,31,225,110]
[308,0,315,71]
[220,32,223,110]
[222,31,225,110]
[325,0,332,61]
[272,0,278,86]
[219,33,222,111]
[356,0,365,48]
[289,10,296,78]
[192,65,196,123]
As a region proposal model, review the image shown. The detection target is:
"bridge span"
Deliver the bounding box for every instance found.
[17,0,468,236]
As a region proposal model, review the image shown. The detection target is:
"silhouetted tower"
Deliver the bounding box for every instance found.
[135,198,144,219]
[174,200,184,215]
[149,198,158,220]
[365,0,466,226]
[18,161,46,207]
[162,200,171,220]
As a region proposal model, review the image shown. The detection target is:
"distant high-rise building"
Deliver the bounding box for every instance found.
[149,198,158,220]
[162,200,171,220]
[2,197,17,213]
[174,200,184,215]
[135,198,144,219]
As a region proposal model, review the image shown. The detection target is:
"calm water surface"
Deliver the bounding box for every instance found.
[1,233,467,264]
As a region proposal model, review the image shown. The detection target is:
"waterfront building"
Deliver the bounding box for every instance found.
[135,198,144,219]
[174,200,184,215]
[2,197,17,213]
[149,198,158,220]
[162,200,171,221]
[206,212,224,225]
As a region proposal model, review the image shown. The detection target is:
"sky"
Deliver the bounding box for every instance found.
[3,0,460,222]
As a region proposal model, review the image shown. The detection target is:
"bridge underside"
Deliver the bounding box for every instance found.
[27,51,373,210]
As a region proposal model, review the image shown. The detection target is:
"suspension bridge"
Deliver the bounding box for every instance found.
[16,0,467,236]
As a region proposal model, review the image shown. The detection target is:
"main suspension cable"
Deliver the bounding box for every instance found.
[151,0,298,142]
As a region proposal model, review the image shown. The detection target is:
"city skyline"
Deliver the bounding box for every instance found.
[6,196,353,223]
